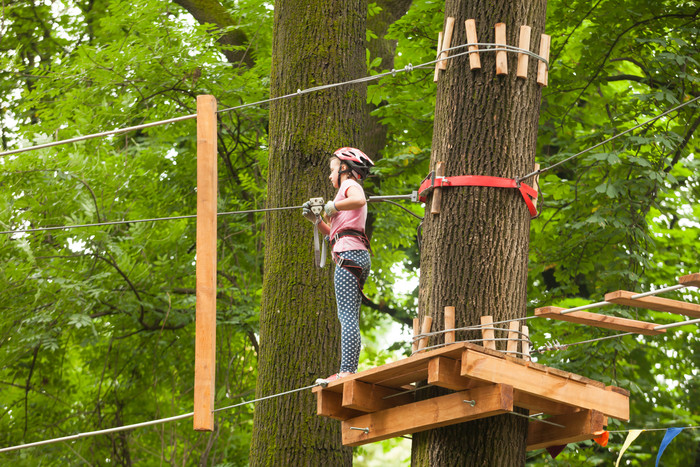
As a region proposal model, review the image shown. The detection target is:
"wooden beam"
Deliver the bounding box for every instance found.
[514,390,579,416]
[433,31,443,82]
[495,23,508,75]
[605,290,700,318]
[428,356,477,391]
[317,389,364,421]
[341,384,513,446]
[481,315,496,350]
[679,273,700,287]
[506,321,520,355]
[418,315,433,350]
[438,17,455,70]
[461,349,629,420]
[412,317,419,352]
[444,306,455,344]
[537,34,551,86]
[534,306,666,335]
[522,325,530,361]
[194,95,217,432]
[342,380,413,413]
[527,410,606,450]
[464,19,481,69]
[516,25,532,79]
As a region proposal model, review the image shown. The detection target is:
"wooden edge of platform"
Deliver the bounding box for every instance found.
[342,379,414,413]
[679,273,700,287]
[605,290,700,318]
[534,306,666,335]
[527,410,606,450]
[341,384,513,446]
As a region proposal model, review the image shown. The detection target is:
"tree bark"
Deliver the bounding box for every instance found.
[250,0,367,465]
[411,1,547,465]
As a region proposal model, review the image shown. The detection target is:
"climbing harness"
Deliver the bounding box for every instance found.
[418,171,539,218]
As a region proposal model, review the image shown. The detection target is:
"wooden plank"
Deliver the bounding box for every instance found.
[444,306,455,344]
[679,273,700,287]
[516,25,532,79]
[527,410,606,450]
[464,19,481,69]
[461,349,629,420]
[522,325,530,361]
[506,321,520,355]
[433,31,444,82]
[605,290,700,318]
[412,317,419,352]
[418,315,433,350]
[537,34,551,86]
[438,17,455,70]
[342,380,413,413]
[431,162,445,214]
[317,389,364,421]
[514,390,580,416]
[194,95,218,432]
[481,315,496,350]
[428,356,478,391]
[341,384,513,446]
[495,23,508,75]
[534,306,666,335]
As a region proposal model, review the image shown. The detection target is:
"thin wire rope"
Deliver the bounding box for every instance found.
[517,94,700,183]
[1,42,545,158]
[0,382,321,453]
[607,425,700,433]
[0,205,303,235]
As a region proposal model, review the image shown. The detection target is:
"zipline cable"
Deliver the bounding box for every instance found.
[517,94,700,183]
[0,382,321,454]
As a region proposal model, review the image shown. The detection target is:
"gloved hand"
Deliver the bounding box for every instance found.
[302,201,320,224]
[324,200,338,216]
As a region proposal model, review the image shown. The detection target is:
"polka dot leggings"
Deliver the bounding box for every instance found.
[334,249,371,373]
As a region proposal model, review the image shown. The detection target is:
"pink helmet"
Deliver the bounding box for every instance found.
[332,147,374,180]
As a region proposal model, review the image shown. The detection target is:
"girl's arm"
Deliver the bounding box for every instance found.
[317,218,331,236]
[334,185,366,211]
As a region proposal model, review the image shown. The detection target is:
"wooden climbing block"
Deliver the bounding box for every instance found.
[527,409,607,450]
[495,23,508,75]
[534,306,666,335]
[341,384,513,446]
[605,290,700,319]
[342,380,413,413]
[506,321,520,355]
[433,31,443,82]
[465,19,481,69]
[461,348,629,420]
[516,25,532,79]
[679,273,700,287]
[537,34,551,86]
[438,17,455,71]
[481,315,496,350]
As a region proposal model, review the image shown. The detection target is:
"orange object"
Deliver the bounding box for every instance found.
[594,430,610,447]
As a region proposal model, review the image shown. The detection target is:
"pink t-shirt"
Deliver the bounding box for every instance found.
[329,179,368,253]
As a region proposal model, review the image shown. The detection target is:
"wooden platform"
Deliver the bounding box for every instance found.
[534,306,666,335]
[313,342,628,448]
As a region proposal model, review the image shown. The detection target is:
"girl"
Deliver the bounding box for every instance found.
[303,147,374,383]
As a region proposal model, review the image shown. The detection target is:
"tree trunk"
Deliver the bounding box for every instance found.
[250,0,367,465]
[411,1,547,465]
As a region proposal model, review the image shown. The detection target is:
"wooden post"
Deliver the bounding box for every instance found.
[516,25,532,79]
[537,34,551,86]
[522,325,530,361]
[532,163,541,211]
[431,162,445,215]
[464,19,481,70]
[412,317,420,352]
[438,17,455,70]
[506,321,519,355]
[194,95,218,431]
[418,316,433,351]
[480,315,496,350]
[444,306,455,344]
[495,23,507,75]
[433,31,444,82]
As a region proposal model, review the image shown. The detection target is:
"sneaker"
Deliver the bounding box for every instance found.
[315,372,353,385]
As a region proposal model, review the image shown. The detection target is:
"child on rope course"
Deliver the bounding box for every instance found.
[302,147,374,383]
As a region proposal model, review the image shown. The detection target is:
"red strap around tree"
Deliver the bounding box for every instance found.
[418,173,539,218]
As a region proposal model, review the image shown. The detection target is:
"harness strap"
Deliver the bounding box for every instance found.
[329,229,371,253]
[313,221,326,268]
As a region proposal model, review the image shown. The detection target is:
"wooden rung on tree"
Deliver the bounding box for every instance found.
[464,19,481,69]
[495,23,508,75]
[537,34,551,86]
[605,290,700,319]
[516,25,532,79]
[438,17,455,71]
[412,317,420,352]
[506,321,520,355]
[431,161,445,214]
[534,306,667,335]
[480,315,496,350]
[444,306,455,344]
[532,163,541,210]
[418,315,433,350]
[433,31,443,82]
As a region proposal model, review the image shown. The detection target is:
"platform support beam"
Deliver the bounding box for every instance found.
[194,95,217,431]
[527,410,606,450]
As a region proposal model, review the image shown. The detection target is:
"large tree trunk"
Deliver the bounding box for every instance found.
[249,0,367,465]
[411,1,547,465]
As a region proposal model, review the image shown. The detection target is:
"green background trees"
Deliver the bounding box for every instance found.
[1,0,698,465]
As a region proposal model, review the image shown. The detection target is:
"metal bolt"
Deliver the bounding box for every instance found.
[350,427,370,434]
[463,399,476,407]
